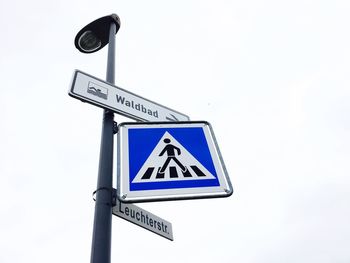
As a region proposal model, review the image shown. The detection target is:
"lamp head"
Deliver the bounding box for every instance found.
[75,14,120,53]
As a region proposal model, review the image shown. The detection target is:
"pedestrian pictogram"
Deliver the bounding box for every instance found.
[132,132,216,183]
[159,137,185,173]
[117,121,233,203]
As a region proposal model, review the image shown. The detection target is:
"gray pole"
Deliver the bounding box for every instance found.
[90,21,116,263]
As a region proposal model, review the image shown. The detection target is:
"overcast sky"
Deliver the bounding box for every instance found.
[1,0,349,262]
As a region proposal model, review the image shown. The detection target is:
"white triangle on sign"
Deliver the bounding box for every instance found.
[132,131,216,183]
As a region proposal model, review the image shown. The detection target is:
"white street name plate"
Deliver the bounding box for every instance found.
[112,199,173,241]
[69,70,189,122]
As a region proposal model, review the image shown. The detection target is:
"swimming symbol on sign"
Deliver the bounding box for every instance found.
[158,138,187,174]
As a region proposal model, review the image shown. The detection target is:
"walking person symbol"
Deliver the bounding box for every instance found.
[158,138,187,174]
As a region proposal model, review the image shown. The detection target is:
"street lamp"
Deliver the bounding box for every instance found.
[74,14,120,263]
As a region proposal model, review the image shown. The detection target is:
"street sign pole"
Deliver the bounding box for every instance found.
[90,21,116,263]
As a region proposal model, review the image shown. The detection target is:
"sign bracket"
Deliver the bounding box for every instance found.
[92,187,118,207]
[113,121,119,134]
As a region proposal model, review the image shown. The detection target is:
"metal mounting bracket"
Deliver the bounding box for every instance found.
[113,121,118,134]
[92,187,118,207]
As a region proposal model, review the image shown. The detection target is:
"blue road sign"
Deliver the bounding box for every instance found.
[117,121,233,202]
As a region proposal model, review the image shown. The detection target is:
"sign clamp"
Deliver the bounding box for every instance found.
[92,187,117,206]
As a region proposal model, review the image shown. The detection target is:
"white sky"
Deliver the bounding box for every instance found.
[1,0,350,262]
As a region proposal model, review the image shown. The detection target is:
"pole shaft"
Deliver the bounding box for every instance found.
[90,22,116,263]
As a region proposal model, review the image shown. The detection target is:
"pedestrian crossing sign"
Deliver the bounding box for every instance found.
[117,121,233,202]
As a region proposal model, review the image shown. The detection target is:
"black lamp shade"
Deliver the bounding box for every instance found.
[75,14,120,53]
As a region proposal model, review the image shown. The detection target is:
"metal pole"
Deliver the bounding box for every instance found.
[90,21,116,263]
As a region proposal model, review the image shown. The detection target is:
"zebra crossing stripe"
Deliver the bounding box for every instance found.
[139,165,209,181]
[156,168,164,179]
[169,166,178,178]
[190,165,206,177]
[141,167,154,179]
[182,168,192,177]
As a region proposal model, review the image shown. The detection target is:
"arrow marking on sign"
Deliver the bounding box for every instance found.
[166,114,179,122]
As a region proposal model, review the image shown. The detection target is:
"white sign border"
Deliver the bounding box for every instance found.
[117,121,233,203]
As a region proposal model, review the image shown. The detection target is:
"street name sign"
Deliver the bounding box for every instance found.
[112,199,173,241]
[69,70,190,122]
[117,121,233,203]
